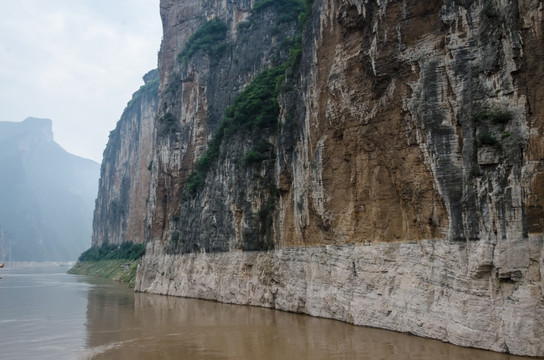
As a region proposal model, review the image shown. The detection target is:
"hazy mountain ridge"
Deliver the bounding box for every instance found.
[0,117,99,261]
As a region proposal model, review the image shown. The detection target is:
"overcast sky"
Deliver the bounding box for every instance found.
[0,1,162,162]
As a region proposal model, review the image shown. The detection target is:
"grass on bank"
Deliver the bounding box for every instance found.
[68,260,140,287]
[68,242,145,287]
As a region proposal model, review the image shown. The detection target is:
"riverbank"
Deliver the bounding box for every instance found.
[4,263,527,360]
[68,260,139,287]
[137,240,544,357]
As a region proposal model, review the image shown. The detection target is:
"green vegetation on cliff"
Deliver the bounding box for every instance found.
[122,69,159,117]
[253,0,310,24]
[186,65,285,194]
[185,1,313,196]
[177,19,228,66]
[78,242,145,262]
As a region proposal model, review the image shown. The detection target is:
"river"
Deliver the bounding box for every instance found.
[0,263,536,359]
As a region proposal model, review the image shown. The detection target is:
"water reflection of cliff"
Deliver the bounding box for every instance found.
[83,281,525,360]
[83,277,136,352]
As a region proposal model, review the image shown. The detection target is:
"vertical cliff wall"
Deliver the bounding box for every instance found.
[92,70,158,246]
[145,0,303,251]
[132,0,543,356]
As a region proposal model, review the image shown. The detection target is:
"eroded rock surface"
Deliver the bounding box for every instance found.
[92,70,158,246]
[137,239,544,356]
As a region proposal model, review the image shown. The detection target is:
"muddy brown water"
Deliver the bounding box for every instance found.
[0,264,538,359]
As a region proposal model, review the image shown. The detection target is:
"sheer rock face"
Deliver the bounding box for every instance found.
[134,0,544,356]
[92,70,158,246]
[146,0,298,251]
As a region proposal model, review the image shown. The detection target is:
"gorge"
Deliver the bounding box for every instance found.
[92,0,544,356]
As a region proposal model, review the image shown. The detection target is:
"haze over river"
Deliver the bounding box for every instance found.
[0,264,535,359]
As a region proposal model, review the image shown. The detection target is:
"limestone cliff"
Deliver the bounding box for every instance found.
[121,0,544,356]
[92,70,158,246]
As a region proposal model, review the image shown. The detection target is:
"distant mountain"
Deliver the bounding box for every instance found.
[0,117,99,261]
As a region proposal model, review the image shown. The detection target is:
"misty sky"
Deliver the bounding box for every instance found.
[0,1,162,162]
